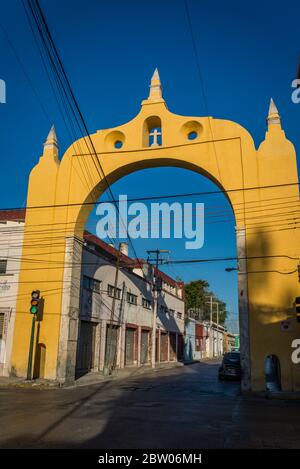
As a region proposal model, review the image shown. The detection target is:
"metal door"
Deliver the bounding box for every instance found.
[78,321,96,372]
[169,333,176,361]
[160,333,168,362]
[125,327,135,365]
[141,330,149,364]
[105,325,118,368]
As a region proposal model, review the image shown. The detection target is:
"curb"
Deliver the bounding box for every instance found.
[0,360,202,390]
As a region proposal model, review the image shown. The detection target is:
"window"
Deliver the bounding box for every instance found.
[169,309,175,317]
[142,298,152,309]
[143,116,162,147]
[0,313,4,339]
[108,284,122,299]
[83,276,101,293]
[188,131,198,140]
[177,312,183,320]
[127,292,137,305]
[114,140,123,149]
[0,260,7,275]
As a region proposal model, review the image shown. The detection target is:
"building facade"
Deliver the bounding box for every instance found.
[185,318,233,360]
[77,232,185,376]
[0,211,25,376]
[184,318,210,361]
[224,331,236,353]
[5,70,300,391]
[0,213,185,378]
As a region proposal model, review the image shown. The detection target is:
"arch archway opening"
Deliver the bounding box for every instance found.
[265,354,281,392]
[82,166,240,373]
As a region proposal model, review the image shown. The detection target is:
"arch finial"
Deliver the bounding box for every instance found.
[44,125,58,148]
[148,68,163,101]
[267,98,281,126]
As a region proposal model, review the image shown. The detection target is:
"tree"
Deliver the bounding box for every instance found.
[184,280,228,325]
[184,280,209,320]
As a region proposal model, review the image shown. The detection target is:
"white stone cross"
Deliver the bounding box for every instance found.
[149,128,162,147]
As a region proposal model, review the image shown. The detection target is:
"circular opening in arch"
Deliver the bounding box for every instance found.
[188,131,198,140]
[181,120,202,140]
[105,130,125,151]
[114,140,123,149]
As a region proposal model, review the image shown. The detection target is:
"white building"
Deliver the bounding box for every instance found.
[204,321,225,358]
[77,232,185,375]
[0,210,25,376]
[0,210,185,377]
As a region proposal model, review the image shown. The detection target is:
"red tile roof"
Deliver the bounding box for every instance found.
[84,231,135,267]
[0,209,26,222]
[0,211,182,289]
[84,231,183,289]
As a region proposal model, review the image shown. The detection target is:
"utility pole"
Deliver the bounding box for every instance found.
[104,245,121,375]
[204,295,214,358]
[147,249,170,369]
[205,295,221,358]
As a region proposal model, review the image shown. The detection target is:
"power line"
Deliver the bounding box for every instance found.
[22,0,114,240]
[0,19,51,124]
[24,0,149,281]
[183,0,222,182]
[0,180,298,213]
[1,203,300,244]
[0,253,298,274]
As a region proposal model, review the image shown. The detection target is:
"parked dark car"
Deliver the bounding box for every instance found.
[218,352,241,380]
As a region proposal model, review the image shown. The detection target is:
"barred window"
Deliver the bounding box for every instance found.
[169,309,175,317]
[177,312,183,320]
[127,292,137,305]
[108,284,122,299]
[142,298,152,309]
[83,276,101,293]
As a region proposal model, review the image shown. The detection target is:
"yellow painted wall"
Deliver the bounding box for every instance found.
[10,74,300,391]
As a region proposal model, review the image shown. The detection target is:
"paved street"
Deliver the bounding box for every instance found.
[1,360,300,449]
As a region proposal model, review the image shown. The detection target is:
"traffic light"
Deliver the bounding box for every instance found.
[296,296,300,323]
[30,290,40,315]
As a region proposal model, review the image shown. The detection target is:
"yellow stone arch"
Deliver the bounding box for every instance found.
[11,71,300,392]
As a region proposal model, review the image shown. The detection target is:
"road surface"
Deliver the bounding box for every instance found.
[1,360,300,448]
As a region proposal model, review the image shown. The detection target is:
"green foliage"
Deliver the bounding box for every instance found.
[184,280,227,325]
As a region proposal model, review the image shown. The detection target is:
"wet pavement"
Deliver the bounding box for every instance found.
[0,360,300,449]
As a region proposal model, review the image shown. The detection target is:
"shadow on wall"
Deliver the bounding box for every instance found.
[265,354,281,391]
[244,225,299,391]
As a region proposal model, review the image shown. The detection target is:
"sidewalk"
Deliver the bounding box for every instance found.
[0,359,202,390]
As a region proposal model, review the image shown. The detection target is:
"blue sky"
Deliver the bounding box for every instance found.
[1,0,299,331]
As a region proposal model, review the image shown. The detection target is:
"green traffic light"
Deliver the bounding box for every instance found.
[30,306,38,314]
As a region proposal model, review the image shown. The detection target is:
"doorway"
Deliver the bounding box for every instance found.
[160,332,168,362]
[141,330,150,364]
[265,354,281,392]
[33,343,46,379]
[125,327,136,366]
[169,332,176,361]
[77,320,97,374]
[105,324,119,369]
